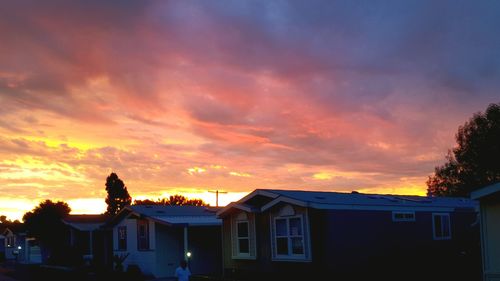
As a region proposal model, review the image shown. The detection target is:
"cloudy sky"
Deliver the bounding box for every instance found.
[1,0,499,220]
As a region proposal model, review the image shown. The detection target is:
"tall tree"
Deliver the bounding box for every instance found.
[23,200,71,263]
[427,103,500,196]
[134,194,208,206]
[105,172,132,215]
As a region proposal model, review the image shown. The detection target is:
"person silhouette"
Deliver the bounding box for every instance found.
[174,259,191,281]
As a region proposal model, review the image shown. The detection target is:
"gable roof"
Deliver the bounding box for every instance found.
[217,189,478,217]
[62,214,109,232]
[108,205,222,227]
[471,182,500,200]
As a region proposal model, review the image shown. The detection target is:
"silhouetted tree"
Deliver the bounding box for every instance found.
[23,200,71,264]
[427,103,500,196]
[105,173,132,215]
[134,194,207,206]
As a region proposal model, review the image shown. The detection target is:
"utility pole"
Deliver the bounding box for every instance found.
[208,190,228,207]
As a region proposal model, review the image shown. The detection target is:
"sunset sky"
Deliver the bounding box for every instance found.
[1,0,500,220]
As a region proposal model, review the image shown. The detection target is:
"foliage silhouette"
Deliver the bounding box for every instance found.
[427,103,500,196]
[105,172,132,215]
[23,200,71,264]
[134,194,207,206]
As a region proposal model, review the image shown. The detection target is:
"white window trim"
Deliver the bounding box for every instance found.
[392,211,416,222]
[231,214,256,260]
[236,221,250,256]
[271,212,311,262]
[432,213,451,240]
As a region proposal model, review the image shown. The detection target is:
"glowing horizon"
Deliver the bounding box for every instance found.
[1,1,499,221]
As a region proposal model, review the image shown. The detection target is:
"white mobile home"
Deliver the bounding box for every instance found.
[108,205,222,278]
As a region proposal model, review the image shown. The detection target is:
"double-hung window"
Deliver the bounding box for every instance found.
[231,212,256,259]
[236,221,250,255]
[433,213,451,240]
[118,226,127,250]
[137,220,149,250]
[274,216,305,257]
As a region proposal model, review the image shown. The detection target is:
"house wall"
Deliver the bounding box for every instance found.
[481,201,500,281]
[4,232,26,262]
[154,224,222,278]
[113,218,156,276]
[320,209,480,279]
[222,207,317,280]
[155,224,183,278]
[188,226,222,276]
[222,206,480,280]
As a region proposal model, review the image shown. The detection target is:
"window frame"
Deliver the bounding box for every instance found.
[231,212,256,260]
[236,221,250,256]
[137,219,150,250]
[6,236,15,248]
[272,215,306,260]
[432,213,451,240]
[392,211,416,222]
[117,226,127,250]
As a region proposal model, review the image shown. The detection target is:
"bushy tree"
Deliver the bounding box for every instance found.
[105,173,132,215]
[427,103,500,196]
[23,200,71,263]
[134,194,207,206]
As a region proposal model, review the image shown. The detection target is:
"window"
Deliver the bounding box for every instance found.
[231,212,256,259]
[274,216,305,257]
[433,213,451,240]
[118,226,127,250]
[137,220,149,250]
[6,236,15,248]
[392,211,416,222]
[237,221,249,254]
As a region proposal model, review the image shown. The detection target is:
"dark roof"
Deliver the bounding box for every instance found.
[471,182,500,200]
[218,188,478,217]
[107,205,222,227]
[64,214,109,223]
[0,223,25,235]
[62,214,109,231]
[264,189,477,208]
[129,205,220,217]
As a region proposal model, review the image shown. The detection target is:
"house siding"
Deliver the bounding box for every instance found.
[481,200,500,281]
[113,218,156,276]
[155,223,183,278]
[223,205,480,280]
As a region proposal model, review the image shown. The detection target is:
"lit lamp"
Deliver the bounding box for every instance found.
[186,251,192,267]
[13,246,21,263]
